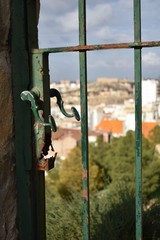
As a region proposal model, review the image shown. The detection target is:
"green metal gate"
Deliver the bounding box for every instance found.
[14,0,160,239]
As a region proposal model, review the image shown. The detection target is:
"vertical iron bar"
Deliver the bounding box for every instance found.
[12,1,36,239]
[78,0,90,239]
[27,3,47,238]
[32,52,52,240]
[134,0,142,239]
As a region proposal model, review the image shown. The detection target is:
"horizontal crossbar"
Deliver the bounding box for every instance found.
[32,41,160,54]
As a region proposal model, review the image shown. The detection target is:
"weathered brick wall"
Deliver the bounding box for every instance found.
[0,0,18,239]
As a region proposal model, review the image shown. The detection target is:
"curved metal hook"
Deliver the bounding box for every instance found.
[20,90,57,132]
[50,88,80,121]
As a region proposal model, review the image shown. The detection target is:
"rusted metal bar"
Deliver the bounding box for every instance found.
[78,0,90,239]
[134,0,143,239]
[32,40,160,54]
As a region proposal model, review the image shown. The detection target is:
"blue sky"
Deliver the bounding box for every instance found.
[38,0,160,82]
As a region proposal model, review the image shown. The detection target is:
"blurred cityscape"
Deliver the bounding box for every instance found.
[51,77,160,159]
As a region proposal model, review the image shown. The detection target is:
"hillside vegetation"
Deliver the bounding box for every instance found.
[46,130,160,239]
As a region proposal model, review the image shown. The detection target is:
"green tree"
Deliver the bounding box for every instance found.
[58,147,82,192]
[56,131,160,199]
[105,131,160,198]
[149,125,160,143]
[58,142,110,194]
[46,187,82,240]
[46,131,160,239]
[91,185,160,240]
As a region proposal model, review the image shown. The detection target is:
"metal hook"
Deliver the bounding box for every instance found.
[20,90,57,132]
[50,88,80,121]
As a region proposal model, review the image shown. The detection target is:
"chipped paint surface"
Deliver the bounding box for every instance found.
[82,189,88,202]
[134,0,142,239]
[82,166,87,179]
[32,40,160,54]
[27,0,158,239]
[79,1,90,239]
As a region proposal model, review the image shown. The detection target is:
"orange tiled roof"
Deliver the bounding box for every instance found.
[96,119,124,134]
[142,122,158,139]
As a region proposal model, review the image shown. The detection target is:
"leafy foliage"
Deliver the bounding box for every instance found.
[46,131,160,239]
[46,174,82,240]
[149,125,160,144]
[57,143,109,193]
[91,185,135,240]
[57,131,160,198]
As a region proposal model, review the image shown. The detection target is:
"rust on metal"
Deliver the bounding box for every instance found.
[32,41,160,54]
[82,166,87,179]
[82,189,88,202]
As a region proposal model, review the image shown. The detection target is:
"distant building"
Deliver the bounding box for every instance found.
[96,77,119,84]
[88,106,104,130]
[124,113,135,132]
[96,119,124,140]
[60,79,71,86]
[142,122,158,139]
[142,79,160,106]
[96,118,159,140]
[52,128,101,159]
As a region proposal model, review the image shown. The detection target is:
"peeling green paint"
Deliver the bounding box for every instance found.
[134,0,142,239]
[79,0,90,239]
[32,40,160,54]
[12,0,159,239]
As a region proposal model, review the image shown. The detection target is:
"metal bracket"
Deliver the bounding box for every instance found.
[50,88,80,121]
[20,89,57,132]
[20,86,80,171]
[20,88,80,134]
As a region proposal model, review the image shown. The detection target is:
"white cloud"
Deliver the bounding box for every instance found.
[87,3,112,29]
[92,27,133,42]
[56,10,78,32]
[88,60,111,69]
[38,0,160,80]
[119,0,133,9]
[114,58,133,68]
[142,52,160,66]
[55,3,112,33]
[93,27,112,40]
[88,55,132,70]
[40,0,77,15]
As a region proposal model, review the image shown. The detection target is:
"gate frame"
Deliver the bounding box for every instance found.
[12,0,160,239]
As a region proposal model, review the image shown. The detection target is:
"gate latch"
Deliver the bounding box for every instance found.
[37,145,57,171]
[20,88,80,131]
[20,86,80,171]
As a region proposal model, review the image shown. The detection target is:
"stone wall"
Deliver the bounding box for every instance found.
[0,0,18,239]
